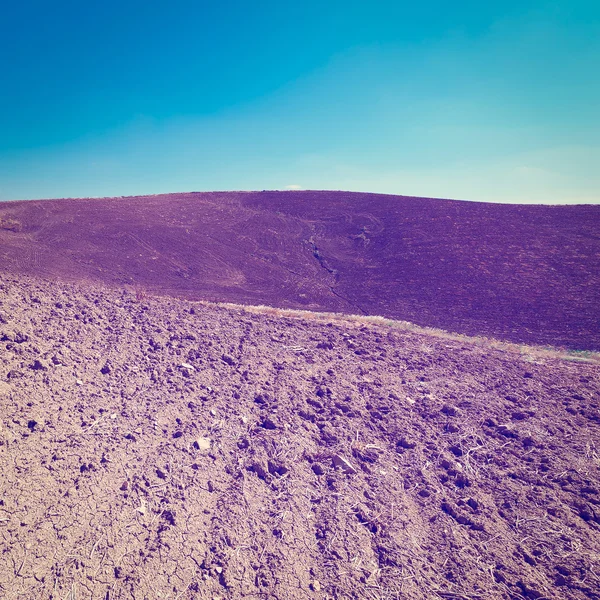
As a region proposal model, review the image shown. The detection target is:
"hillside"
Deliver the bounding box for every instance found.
[0,274,599,599]
[0,191,598,349]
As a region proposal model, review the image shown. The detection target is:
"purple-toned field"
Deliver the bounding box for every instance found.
[1,275,599,600]
[0,191,598,349]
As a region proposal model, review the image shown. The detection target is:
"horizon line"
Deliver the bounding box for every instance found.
[1,188,598,207]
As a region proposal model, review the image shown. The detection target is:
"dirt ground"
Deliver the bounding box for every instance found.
[1,273,599,599]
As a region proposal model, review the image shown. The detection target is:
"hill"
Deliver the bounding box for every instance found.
[0,191,598,349]
[0,274,599,599]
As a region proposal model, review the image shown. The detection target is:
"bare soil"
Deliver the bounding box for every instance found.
[0,191,598,350]
[1,273,599,599]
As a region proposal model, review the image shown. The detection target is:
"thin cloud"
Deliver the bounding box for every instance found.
[284,184,302,190]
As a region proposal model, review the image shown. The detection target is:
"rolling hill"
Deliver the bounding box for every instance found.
[0,191,598,350]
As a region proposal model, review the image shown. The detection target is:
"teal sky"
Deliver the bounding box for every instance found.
[1,0,599,203]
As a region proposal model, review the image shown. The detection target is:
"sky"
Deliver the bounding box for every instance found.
[1,0,599,203]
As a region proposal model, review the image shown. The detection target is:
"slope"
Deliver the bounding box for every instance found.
[0,191,598,349]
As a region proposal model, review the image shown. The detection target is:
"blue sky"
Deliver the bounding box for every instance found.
[1,0,599,203]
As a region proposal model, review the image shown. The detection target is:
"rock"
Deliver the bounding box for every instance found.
[100,362,112,375]
[30,359,47,371]
[193,437,211,451]
[332,455,357,474]
[120,481,128,491]
[310,580,321,592]
[76,379,83,386]
[221,354,235,365]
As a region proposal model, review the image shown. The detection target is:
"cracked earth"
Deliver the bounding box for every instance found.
[1,274,599,599]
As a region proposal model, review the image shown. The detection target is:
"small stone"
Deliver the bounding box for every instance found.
[332,455,357,474]
[210,409,217,416]
[180,363,195,370]
[100,362,112,375]
[310,580,321,592]
[120,481,128,491]
[193,437,211,451]
[30,359,47,371]
[76,379,83,386]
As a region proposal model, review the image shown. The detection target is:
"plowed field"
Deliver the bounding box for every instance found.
[1,274,599,599]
